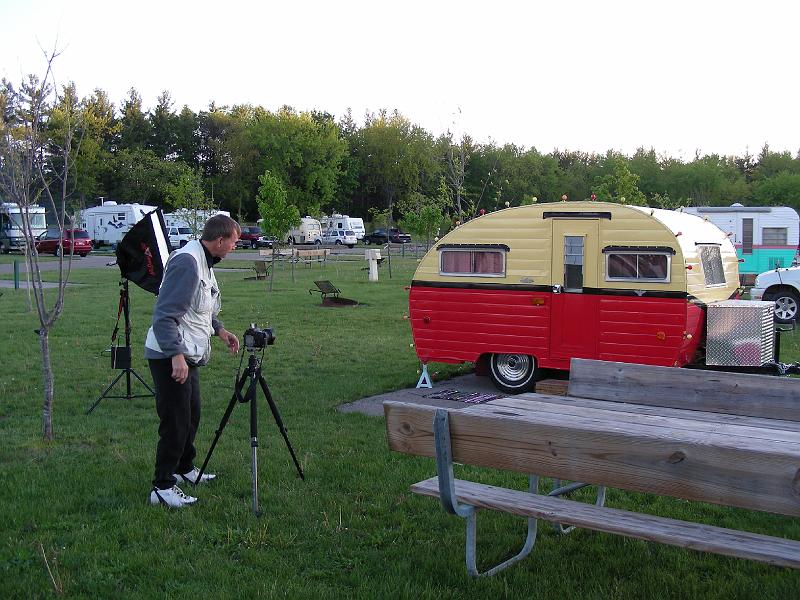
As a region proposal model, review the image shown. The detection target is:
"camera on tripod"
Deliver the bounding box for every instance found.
[244,323,275,350]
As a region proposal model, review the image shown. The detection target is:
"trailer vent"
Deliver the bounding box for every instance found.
[705,300,774,366]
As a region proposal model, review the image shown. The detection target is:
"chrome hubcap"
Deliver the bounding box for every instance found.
[494,354,533,383]
[775,297,798,320]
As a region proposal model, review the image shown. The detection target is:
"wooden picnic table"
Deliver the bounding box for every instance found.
[385,359,800,575]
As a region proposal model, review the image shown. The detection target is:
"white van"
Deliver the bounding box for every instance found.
[81,201,157,247]
[321,228,357,247]
[321,213,365,240]
[166,225,195,248]
[287,216,322,245]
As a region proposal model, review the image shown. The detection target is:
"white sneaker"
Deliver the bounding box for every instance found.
[174,466,216,485]
[149,485,198,508]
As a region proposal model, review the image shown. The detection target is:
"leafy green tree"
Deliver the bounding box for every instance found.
[105,147,190,204]
[149,90,177,159]
[164,169,213,235]
[753,172,800,209]
[256,169,300,241]
[117,88,150,150]
[397,178,450,247]
[591,158,647,205]
[256,169,300,291]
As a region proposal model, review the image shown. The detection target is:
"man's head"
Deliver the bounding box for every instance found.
[201,215,241,259]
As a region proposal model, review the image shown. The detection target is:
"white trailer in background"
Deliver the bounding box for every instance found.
[679,204,800,283]
[286,216,322,244]
[0,202,47,253]
[321,213,366,240]
[80,201,157,247]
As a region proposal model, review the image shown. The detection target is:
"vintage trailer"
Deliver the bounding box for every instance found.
[679,205,799,283]
[409,201,741,392]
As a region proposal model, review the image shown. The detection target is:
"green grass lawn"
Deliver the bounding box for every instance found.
[1,258,799,598]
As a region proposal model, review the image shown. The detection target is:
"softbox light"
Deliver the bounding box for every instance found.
[116,209,172,295]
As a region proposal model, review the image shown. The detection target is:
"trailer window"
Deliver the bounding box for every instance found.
[564,236,585,290]
[606,252,670,282]
[698,245,725,286]
[440,249,505,276]
[742,219,753,254]
[762,227,788,246]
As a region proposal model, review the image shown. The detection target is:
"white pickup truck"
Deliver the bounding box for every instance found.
[750,265,800,323]
[167,226,194,248]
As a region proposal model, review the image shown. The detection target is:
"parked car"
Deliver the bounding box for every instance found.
[750,265,800,323]
[237,226,273,249]
[362,228,412,244]
[321,229,357,248]
[35,228,93,257]
[167,226,194,248]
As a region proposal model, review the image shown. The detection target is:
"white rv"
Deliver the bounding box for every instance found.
[0,202,47,253]
[679,204,800,283]
[321,213,365,240]
[286,216,322,245]
[81,201,158,247]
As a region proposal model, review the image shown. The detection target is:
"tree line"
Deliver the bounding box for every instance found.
[5,82,800,230]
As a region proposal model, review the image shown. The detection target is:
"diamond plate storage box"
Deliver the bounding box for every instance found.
[706,300,775,366]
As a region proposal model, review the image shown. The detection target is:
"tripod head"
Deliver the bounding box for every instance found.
[243,323,275,352]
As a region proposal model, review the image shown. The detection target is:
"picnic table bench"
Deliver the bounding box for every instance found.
[384,358,800,576]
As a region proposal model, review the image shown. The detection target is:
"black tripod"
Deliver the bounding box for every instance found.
[197,347,304,515]
[87,279,154,414]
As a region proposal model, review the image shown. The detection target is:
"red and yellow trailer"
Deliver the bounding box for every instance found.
[409,201,740,392]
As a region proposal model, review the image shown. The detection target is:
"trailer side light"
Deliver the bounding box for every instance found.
[423,316,431,324]
[531,298,545,306]
[656,331,666,340]
[738,258,745,263]
[686,265,693,270]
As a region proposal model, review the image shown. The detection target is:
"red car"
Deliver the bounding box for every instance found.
[35,229,93,257]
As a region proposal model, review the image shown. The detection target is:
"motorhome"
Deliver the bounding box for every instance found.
[0,202,47,253]
[286,216,322,245]
[81,201,158,247]
[321,213,365,240]
[679,205,799,284]
[409,201,744,392]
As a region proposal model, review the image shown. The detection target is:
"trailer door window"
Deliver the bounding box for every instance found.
[698,244,725,286]
[563,236,584,290]
[742,218,753,254]
[440,249,505,276]
[606,252,670,282]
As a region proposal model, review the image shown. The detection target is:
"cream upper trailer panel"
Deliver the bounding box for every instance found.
[415,201,738,300]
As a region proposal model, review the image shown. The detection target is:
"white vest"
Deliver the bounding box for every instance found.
[145,240,220,365]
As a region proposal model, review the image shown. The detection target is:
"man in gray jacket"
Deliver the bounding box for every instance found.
[145,215,241,507]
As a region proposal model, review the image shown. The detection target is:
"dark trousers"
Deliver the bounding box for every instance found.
[149,358,201,489]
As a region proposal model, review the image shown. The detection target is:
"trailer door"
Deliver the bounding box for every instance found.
[550,219,599,361]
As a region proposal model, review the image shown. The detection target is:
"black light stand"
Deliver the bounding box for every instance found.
[197,346,304,516]
[86,279,154,414]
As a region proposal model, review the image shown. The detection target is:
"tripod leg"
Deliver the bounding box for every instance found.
[258,375,305,480]
[129,368,156,394]
[196,370,249,483]
[86,370,126,414]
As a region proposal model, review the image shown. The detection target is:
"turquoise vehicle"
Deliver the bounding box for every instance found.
[680,205,799,284]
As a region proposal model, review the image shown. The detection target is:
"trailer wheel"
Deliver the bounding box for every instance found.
[764,288,800,323]
[489,353,538,393]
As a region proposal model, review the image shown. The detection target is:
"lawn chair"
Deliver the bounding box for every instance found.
[309,280,358,306]
[309,280,340,300]
[246,260,271,280]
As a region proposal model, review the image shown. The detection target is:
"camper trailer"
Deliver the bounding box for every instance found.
[321,213,366,240]
[286,216,322,245]
[679,205,800,284]
[0,202,47,253]
[409,201,744,392]
[81,201,157,247]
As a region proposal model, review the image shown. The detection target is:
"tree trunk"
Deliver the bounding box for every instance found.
[39,328,54,440]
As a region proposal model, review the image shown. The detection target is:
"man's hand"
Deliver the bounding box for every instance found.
[171,353,189,384]
[218,328,240,354]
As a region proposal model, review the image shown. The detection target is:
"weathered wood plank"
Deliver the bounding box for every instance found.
[483,397,800,444]
[515,392,800,434]
[534,379,568,396]
[384,401,800,517]
[411,477,800,568]
[568,359,800,422]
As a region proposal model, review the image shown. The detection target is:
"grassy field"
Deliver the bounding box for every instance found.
[1,257,799,598]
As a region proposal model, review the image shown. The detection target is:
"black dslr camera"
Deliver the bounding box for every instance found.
[243,323,275,351]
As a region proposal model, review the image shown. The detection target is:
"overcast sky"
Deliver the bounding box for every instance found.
[1,0,798,159]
